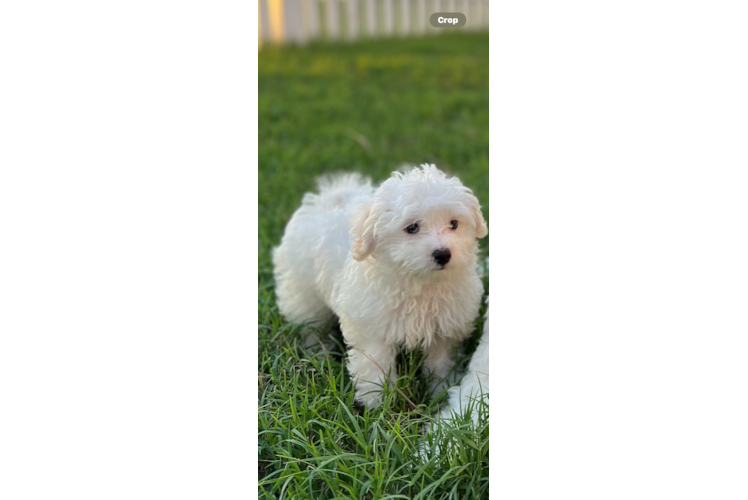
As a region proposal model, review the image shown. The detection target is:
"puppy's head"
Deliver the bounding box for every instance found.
[350,164,487,275]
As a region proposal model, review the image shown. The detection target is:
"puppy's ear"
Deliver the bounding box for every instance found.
[351,204,377,261]
[470,196,488,239]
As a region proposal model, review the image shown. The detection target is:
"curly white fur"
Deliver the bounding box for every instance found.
[417,298,488,461]
[272,165,487,408]
[438,297,489,424]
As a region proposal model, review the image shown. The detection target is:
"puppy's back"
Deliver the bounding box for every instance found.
[272,172,374,327]
[305,172,373,211]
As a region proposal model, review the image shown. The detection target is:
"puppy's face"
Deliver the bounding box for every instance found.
[351,165,487,275]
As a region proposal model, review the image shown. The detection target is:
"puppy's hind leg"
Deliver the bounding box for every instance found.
[274,269,335,350]
[288,302,336,351]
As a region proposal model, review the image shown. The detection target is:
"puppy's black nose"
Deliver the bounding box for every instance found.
[432,248,451,266]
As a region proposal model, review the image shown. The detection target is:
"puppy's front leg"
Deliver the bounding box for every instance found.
[346,338,398,408]
[423,336,461,397]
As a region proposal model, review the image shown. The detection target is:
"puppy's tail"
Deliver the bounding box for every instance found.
[303,172,373,209]
[396,162,418,173]
[316,172,370,193]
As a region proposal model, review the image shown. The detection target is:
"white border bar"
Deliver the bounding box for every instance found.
[486,295,748,394]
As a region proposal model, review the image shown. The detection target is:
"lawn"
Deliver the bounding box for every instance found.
[258,32,489,499]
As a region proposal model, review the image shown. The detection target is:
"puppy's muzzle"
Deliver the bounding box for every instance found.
[432,248,451,267]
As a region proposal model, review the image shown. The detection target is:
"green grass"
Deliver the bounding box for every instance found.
[259,33,489,499]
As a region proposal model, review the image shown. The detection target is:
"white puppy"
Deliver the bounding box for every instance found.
[272,164,487,407]
[438,296,489,424]
[418,297,488,461]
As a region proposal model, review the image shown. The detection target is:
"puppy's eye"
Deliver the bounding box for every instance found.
[405,223,420,234]
[450,220,458,230]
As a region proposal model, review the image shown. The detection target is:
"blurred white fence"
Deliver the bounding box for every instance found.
[257,0,748,49]
[259,0,489,47]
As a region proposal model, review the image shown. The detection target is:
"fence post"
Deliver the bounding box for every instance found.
[284,0,306,44]
[302,0,320,40]
[431,0,441,35]
[265,0,285,43]
[416,0,426,34]
[365,0,376,37]
[347,0,359,40]
[258,0,265,47]
[326,0,340,40]
[383,0,394,36]
[401,0,411,36]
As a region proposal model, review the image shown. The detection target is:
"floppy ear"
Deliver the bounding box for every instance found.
[470,197,488,239]
[350,204,378,261]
